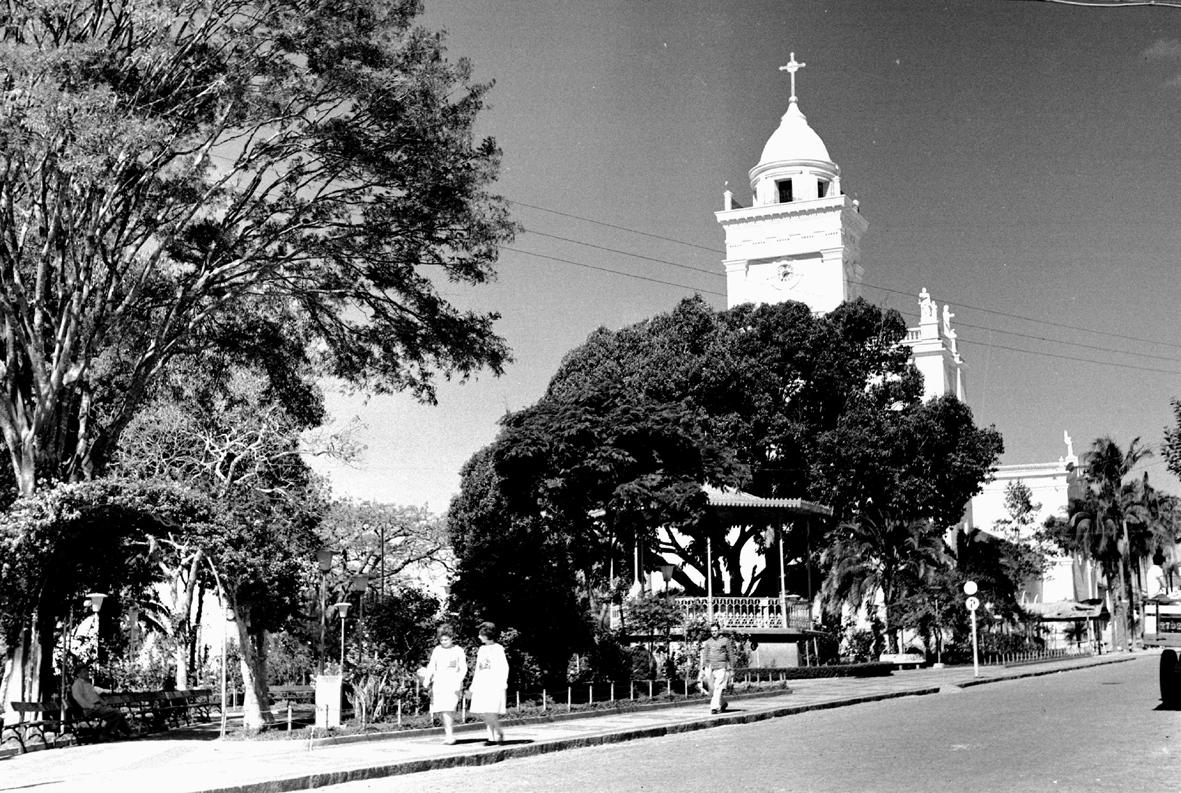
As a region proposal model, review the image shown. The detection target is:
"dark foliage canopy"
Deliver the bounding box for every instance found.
[449,296,1004,676]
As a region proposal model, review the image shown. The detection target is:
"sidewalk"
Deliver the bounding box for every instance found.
[0,652,1144,793]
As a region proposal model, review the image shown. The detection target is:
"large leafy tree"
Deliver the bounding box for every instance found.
[110,365,327,729]
[450,296,1002,677]
[0,479,217,708]
[818,396,1003,648]
[0,0,515,496]
[448,445,588,687]
[0,0,514,715]
[317,499,454,599]
[531,297,925,595]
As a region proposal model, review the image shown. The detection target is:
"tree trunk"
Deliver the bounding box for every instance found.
[1122,521,1142,649]
[37,611,57,699]
[232,609,273,731]
[1,618,42,719]
[190,579,205,684]
[170,550,204,688]
[173,628,191,690]
[1116,551,1132,652]
[10,437,37,498]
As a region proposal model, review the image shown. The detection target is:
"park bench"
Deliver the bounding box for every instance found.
[3,689,217,753]
[879,652,925,669]
[2,702,56,753]
[179,688,215,722]
[156,690,194,728]
[4,698,108,748]
[270,685,315,707]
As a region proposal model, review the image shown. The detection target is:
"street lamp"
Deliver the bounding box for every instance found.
[333,602,352,670]
[85,593,107,669]
[316,548,334,674]
[349,573,370,662]
[658,564,678,672]
[659,563,677,593]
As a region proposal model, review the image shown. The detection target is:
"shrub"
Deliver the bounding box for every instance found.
[628,645,654,680]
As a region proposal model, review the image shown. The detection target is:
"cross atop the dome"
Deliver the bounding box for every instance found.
[778,52,805,103]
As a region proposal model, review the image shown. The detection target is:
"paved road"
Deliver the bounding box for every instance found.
[321,655,1178,793]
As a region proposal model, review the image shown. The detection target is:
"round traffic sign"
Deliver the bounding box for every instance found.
[966,596,980,611]
[963,580,978,596]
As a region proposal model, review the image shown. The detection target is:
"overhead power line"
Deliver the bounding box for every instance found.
[509,200,719,253]
[505,247,725,298]
[503,198,1181,370]
[860,281,1181,352]
[951,320,1181,365]
[523,229,719,277]
[953,334,1181,376]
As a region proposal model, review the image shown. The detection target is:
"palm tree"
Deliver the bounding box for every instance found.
[821,507,950,654]
[1069,436,1152,651]
[1120,472,1181,640]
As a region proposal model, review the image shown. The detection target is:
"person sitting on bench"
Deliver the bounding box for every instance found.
[71,665,131,737]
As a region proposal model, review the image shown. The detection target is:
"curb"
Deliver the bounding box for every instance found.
[952,654,1136,689]
[186,687,941,793]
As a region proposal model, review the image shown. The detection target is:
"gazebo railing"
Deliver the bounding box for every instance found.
[671,596,813,632]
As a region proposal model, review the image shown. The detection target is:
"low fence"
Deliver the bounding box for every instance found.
[397,674,792,729]
[979,646,1093,666]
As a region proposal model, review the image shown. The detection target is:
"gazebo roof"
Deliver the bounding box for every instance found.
[703,485,832,518]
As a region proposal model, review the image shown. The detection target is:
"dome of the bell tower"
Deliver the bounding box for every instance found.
[757,101,832,167]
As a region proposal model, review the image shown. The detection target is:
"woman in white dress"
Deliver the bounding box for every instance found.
[468,621,509,745]
[424,624,467,744]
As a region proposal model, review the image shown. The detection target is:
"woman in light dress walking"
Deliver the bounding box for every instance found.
[468,621,509,745]
[424,624,467,744]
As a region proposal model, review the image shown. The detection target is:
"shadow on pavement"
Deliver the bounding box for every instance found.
[135,728,221,742]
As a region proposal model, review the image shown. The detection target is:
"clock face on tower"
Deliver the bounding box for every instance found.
[774,261,803,292]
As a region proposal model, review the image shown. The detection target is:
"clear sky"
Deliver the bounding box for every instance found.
[308,0,1181,513]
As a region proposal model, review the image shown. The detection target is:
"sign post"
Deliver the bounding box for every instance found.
[964,580,980,678]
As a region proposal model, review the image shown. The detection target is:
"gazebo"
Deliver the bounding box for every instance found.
[669,485,833,639]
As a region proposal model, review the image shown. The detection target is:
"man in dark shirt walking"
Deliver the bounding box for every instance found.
[699,622,733,713]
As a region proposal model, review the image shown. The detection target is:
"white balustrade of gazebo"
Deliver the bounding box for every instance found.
[675,596,813,633]
[621,596,814,637]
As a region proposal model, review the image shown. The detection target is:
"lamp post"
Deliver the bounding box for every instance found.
[59,598,75,725]
[333,602,352,670]
[85,593,107,670]
[220,607,235,739]
[349,573,370,662]
[659,564,677,670]
[706,535,713,622]
[316,549,334,674]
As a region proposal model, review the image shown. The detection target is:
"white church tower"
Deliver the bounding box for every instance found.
[717,55,967,403]
[715,54,868,313]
